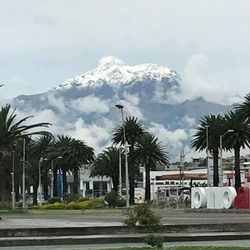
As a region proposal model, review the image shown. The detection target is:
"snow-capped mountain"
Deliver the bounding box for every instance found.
[13,57,231,160]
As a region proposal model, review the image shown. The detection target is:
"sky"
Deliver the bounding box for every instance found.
[1,0,250,103]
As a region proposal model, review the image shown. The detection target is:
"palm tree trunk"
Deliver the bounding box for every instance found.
[73,168,79,194]
[53,170,58,197]
[145,164,151,203]
[234,146,241,189]
[112,174,119,192]
[43,177,49,200]
[62,169,67,194]
[213,148,219,186]
[33,182,38,205]
[129,174,135,204]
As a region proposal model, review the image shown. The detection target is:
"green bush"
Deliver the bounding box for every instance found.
[116,198,126,207]
[0,202,11,210]
[63,193,80,203]
[78,197,90,202]
[40,202,67,209]
[89,197,105,209]
[124,203,162,232]
[144,234,163,249]
[105,191,120,208]
[66,200,92,210]
[48,197,62,204]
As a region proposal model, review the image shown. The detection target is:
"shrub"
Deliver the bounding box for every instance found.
[144,234,163,249]
[66,200,92,210]
[40,202,67,209]
[90,197,105,209]
[78,197,90,202]
[48,197,62,204]
[116,198,126,207]
[0,202,11,210]
[63,193,80,203]
[124,203,162,232]
[105,191,119,208]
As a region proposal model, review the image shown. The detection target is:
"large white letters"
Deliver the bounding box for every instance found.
[191,187,237,209]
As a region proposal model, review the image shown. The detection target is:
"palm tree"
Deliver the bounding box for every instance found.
[223,110,250,189]
[236,92,250,121]
[53,136,95,195]
[133,133,169,202]
[112,116,145,204]
[30,134,54,202]
[191,114,225,187]
[0,104,50,201]
[91,147,124,192]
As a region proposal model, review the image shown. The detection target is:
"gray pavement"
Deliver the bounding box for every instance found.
[0,240,250,249]
[1,209,250,228]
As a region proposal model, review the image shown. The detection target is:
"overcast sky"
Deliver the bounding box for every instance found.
[1,0,250,103]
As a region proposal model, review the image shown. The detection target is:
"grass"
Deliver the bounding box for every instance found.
[84,247,250,250]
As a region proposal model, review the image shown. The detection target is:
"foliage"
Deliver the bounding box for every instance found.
[63,193,81,203]
[39,197,105,210]
[78,197,90,202]
[105,191,119,208]
[144,234,163,249]
[124,204,162,232]
[104,191,125,208]
[0,202,11,210]
[48,197,62,204]
[91,147,122,192]
[134,132,169,202]
[40,202,67,209]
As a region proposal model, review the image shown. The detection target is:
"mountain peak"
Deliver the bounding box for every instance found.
[55,56,178,91]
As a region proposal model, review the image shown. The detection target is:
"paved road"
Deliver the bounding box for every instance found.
[1,209,250,228]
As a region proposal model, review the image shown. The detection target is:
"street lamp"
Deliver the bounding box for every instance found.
[219,129,234,186]
[118,147,124,197]
[115,104,129,208]
[50,156,63,198]
[38,157,48,205]
[11,151,15,209]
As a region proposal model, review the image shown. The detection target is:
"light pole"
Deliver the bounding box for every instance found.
[219,129,234,187]
[50,156,63,198]
[11,151,15,209]
[118,147,124,197]
[22,138,26,209]
[115,104,129,208]
[38,157,47,205]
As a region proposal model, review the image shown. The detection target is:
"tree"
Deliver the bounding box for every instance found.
[223,110,250,189]
[53,135,95,195]
[91,147,124,192]
[236,92,250,121]
[0,104,50,201]
[29,134,54,203]
[191,114,225,187]
[112,116,145,204]
[133,133,169,202]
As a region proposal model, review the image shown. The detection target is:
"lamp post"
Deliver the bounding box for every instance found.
[50,156,63,198]
[11,151,15,209]
[219,129,234,187]
[38,157,47,205]
[115,104,129,208]
[118,147,124,197]
[22,138,26,209]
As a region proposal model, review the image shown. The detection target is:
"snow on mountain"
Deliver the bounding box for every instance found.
[55,56,178,91]
[13,57,231,160]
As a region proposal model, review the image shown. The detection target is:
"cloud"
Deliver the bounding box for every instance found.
[46,92,68,114]
[68,118,111,154]
[70,95,109,114]
[148,122,188,160]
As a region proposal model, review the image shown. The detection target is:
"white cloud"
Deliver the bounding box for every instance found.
[70,95,109,114]
[149,122,188,159]
[46,92,68,114]
[68,118,111,154]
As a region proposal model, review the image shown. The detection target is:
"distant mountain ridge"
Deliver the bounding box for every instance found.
[12,57,231,160]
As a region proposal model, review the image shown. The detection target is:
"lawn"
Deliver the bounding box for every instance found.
[88,247,250,250]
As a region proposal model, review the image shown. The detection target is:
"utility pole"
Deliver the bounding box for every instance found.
[22,138,26,209]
